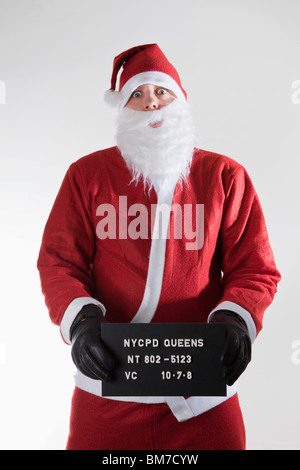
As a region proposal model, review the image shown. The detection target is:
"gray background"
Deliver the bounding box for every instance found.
[0,0,299,449]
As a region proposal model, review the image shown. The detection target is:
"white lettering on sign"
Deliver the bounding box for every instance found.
[164,338,204,348]
[127,355,141,363]
[123,338,160,347]
[123,337,204,348]
[125,371,138,380]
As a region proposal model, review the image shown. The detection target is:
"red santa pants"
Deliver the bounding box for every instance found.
[66,387,246,450]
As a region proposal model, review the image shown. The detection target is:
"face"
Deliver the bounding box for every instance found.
[125,84,176,111]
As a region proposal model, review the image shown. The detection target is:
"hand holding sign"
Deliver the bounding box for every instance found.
[101,323,227,397]
[70,304,116,381]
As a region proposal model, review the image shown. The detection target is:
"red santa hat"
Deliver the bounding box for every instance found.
[104,43,187,109]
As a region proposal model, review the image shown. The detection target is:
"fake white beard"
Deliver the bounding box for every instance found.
[115,99,196,194]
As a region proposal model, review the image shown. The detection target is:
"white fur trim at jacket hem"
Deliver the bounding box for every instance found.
[73,370,238,422]
[60,297,106,345]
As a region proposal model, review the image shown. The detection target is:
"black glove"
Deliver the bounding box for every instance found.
[70,304,116,381]
[209,310,251,386]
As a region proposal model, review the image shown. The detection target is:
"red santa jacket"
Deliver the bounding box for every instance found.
[37,146,280,420]
[38,146,280,334]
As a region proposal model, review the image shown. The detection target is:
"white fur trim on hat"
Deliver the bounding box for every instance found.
[104,71,186,109]
[104,89,123,108]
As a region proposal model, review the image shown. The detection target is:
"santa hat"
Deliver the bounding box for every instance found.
[104,43,187,109]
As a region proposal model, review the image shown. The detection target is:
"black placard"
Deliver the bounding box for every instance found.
[101,323,226,397]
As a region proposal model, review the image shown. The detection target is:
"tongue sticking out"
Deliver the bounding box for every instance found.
[149,120,163,128]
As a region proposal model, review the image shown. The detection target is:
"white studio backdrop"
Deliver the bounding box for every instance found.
[0,0,299,450]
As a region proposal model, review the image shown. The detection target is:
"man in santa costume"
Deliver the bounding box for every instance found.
[37,44,280,450]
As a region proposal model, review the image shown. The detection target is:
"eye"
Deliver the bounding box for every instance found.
[156,88,167,95]
[132,90,142,98]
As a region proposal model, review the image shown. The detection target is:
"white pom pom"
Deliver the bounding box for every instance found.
[104,89,123,108]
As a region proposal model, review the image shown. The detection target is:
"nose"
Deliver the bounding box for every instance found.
[144,92,159,110]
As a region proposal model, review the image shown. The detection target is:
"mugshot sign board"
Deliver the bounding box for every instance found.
[101,323,226,397]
